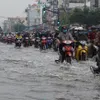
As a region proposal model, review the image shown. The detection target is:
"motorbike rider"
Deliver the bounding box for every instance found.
[58,26,74,41]
[6,32,13,43]
[95,31,100,47]
[7,32,12,37]
[34,31,40,38]
[47,36,53,49]
[7,32,13,39]
[55,40,74,63]
[40,31,47,39]
[55,26,74,63]
[40,36,47,50]
[55,40,67,63]
[15,33,22,47]
[15,32,22,41]
[22,32,30,45]
[34,37,40,48]
[91,31,100,73]
[23,32,30,40]
[88,29,96,43]
[62,40,74,63]
[91,48,100,74]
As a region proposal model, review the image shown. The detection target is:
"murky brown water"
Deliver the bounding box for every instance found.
[0,43,100,100]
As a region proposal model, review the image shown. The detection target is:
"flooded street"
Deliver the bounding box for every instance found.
[0,43,100,100]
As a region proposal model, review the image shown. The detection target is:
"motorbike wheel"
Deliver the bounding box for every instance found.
[24,42,28,47]
[7,41,10,44]
[29,41,32,46]
[34,42,38,48]
[41,44,46,50]
[23,43,26,47]
[15,43,21,48]
[81,52,86,61]
[90,66,100,75]
[66,56,71,64]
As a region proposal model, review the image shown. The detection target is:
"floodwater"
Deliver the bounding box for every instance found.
[0,43,100,100]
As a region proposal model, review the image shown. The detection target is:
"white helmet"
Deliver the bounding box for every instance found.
[80,40,87,45]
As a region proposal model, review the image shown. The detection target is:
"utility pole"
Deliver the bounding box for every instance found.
[62,0,69,12]
[57,0,60,27]
[84,0,87,8]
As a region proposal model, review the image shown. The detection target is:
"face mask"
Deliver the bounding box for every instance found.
[63,30,67,34]
[63,30,67,32]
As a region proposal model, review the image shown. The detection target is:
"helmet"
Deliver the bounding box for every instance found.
[66,40,72,44]
[48,37,51,39]
[80,41,87,46]
[17,33,20,35]
[63,29,67,34]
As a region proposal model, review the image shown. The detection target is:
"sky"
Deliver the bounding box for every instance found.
[0,0,37,26]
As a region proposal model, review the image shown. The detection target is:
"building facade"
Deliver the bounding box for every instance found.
[25,2,44,27]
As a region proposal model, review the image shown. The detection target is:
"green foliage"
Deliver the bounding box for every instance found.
[59,11,70,25]
[14,24,26,32]
[69,7,100,26]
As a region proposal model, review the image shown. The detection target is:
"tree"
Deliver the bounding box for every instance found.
[59,11,69,25]
[14,23,26,32]
[69,7,100,26]
[69,8,85,24]
[14,19,26,32]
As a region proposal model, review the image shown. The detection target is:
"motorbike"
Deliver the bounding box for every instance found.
[40,37,47,50]
[63,41,73,64]
[34,37,40,48]
[28,37,34,46]
[90,66,100,75]
[23,37,29,47]
[75,41,88,61]
[30,38,35,46]
[7,36,13,44]
[4,36,7,43]
[15,38,22,48]
[1,36,7,43]
[47,37,53,49]
[88,43,98,58]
